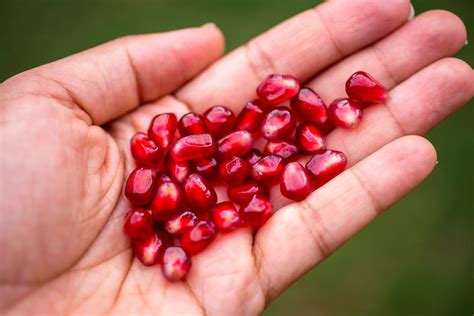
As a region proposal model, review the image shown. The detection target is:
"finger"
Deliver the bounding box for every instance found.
[255,135,437,302]
[176,0,411,111]
[3,25,224,125]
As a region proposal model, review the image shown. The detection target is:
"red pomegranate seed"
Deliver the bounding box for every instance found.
[295,123,326,154]
[251,155,284,182]
[184,173,217,212]
[180,221,217,255]
[234,100,265,132]
[227,180,269,205]
[264,139,299,160]
[164,211,199,237]
[244,148,263,165]
[123,208,154,239]
[239,194,273,228]
[165,155,190,183]
[130,132,161,165]
[193,157,219,179]
[178,112,208,136]
[161,246,192,282]
[125,167,156,206]
[203,105,235,138]
[217,130,254,161]
[306,149,347,187]
[133,231,169,266]
[346,71,388,105]
[148,113,177,151]
[210,201,241,233]
[328,98,363,129]
[219,156,251,185]
[170,134,216,161]
[291,87,328,124]
[151,179,183,221]
[256,74,300,105]
[280,162,311,201]
[261,106,296,141]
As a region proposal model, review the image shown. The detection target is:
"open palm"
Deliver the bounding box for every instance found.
[1,0,473,315]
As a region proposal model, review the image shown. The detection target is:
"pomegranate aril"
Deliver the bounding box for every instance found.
[227,180,269,205]
[178,112,208,136]
[264,139,299,160]
[328,98,363,129]
[251,155,284,182]
[164,211,199,237]
[166,155,190,183]
[210,201,241,233]
[180,220,217,255]
[256,74,300,105]
[130,132,161,165]
[295,123,326,154]
[148,113,177,151]
[306,149,347,187]
[316,119,336,135]
[184,173,217,212]
[261,106,296,141]
[217,130,254,161]
[219,156,251,185]
[161,246,191,282]
[170,133,216,161]
[193,157,219,179]
[125,167,156,206]
[133,231,169,266]
[151,179,183,221]
[203,105,235,138]
[123,208,154,239]
[346,71,387,105]
[280,162,311,201]
[234,100,265,132]
[291,87,328,124]
[239,194,273,228]
[244,148,263,165]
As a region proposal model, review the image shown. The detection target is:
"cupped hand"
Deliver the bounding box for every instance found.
[1,0,473,315]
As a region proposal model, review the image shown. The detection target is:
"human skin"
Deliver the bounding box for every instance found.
[0,0,473,315]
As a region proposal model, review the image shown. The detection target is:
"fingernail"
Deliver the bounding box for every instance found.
[408,3,415,20]
[201,22,217,29]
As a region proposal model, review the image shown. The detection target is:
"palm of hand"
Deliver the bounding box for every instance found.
[1,1,473,315]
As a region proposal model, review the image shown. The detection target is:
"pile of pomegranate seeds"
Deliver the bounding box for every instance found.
[124,71,387,281]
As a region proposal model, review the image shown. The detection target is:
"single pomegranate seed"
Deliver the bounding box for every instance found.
[151,179,183,221]
[130,132,161,165]
[244,148,263,165]
[291,87,328,124]
[156,172,172,186]
[184,173,217,212]
[239,194,273,228]
[228,180,269,205]
[346,71,388,105]
[261,106,296,141]
[264,139,299,160]
[125,167,156,206]
[251,155,284,182]
[123,208,154,239]
[178,112,208,136]
[161,246,192,282]
[219,156,251,185]
[165,155,190,183]
[203,105,235,138]
[164,211,199,237]
[170,134,216,161]
[256,74,300,105]
[234,100,265,132]
[133,231,169,266]
[148,113,177,151]
[217,130,254,161]
[210,201,241,233]
[306,149,347,187]
[328,98,363,129]
[280,162,311,201]
[295,123,326,154]
[180,221,217,255]
[193,157,219,179]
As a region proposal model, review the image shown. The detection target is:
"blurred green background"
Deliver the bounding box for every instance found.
[0,0,472,315]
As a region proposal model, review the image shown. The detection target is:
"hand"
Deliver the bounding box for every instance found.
[1,0,472,314]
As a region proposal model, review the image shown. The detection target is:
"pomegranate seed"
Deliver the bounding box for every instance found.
[210,201,241,233]
[125,167,156,206]
[227,180,269,205]
[133,231,169,266]
[170,134,216,161]
[217,130,254,161]
[315,119,336,135]
[151,179,183,221]
[346,71,388,105]
[203,105,235,138]
[178,112,208,136]
[219,156,251,185]
[164,211,199,237]
[261,106,296,141]
[280,162,311,201]
[239,194,273,228]
[184,173,217,212]
[180,221,217,255]
[328,98,363,129]
[234,100,265,132]
[244,148,263,165]
[130,132,161,165]
[123,208,154,239]
[156,172,172,186]
[264,139,299,160]
[193,157,219,179]
[295,123,326,154]
[148,113,177,151]
[291,87,327,124]
[306,149,347,187]
[165,155,190,183]
[256,74,300,105]
[161,246,192,281]
[251,155,284,182]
